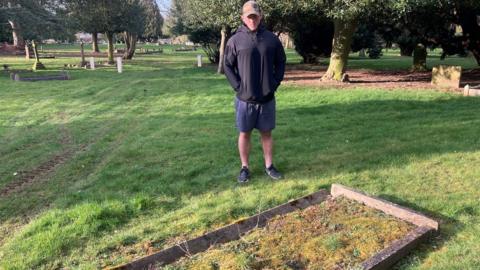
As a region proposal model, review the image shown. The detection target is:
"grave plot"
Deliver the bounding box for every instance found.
[165,197,415,269]
[136,48,164,55]
[10,71,70,82]
[108,185,438,270]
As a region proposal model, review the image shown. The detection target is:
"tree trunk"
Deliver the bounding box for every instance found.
[106,32,115,65]
[411,43,427,72]
[123,32,137,60]
[322,19,357,82]
[92,32,100,53]
[217,26,227,74]
[8,20,25,48]
[124,32,131,54]
[455,6,480,66]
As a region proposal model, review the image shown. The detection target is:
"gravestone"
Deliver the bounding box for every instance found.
[431,65,462,88]
[463,85,480,97]
[11,71,69,81]
[31,41,45,70]
[197,54,202,67]
[411,44,427,72]
[90,57,95,70]
[116,57,123,73]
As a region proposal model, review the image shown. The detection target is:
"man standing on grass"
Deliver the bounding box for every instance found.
[224,0,286,183]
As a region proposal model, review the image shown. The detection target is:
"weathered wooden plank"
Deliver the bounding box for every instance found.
[331,184,438,230]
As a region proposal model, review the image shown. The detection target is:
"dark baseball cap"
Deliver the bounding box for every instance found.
[242,1,261,17]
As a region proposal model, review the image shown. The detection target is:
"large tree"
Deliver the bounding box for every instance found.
[179,0,243,73]
[65,0,140,63]
[319,0,396,81]
[122,0,145,59]
[0,0,63,48]
[123,0,163,59]
[141,0,163,40]
[64,0,104,52]
[174,0,303,73]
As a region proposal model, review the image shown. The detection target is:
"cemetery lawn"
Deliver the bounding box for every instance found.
[0,48,479,269]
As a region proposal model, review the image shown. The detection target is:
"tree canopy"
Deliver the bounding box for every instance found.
[0,0,66,46]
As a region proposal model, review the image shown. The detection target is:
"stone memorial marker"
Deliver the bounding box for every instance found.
[463,85,480,97]
[31,41,45,70]
[90,57,95,70]
[116,57,123,73]
[431,65,462,88]
[197,54,202,67]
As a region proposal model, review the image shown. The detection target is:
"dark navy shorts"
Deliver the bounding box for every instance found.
[235,97,276,132]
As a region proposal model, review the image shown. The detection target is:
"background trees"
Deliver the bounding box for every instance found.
[64,0,163,61]
[2,0,478,74]
[178,0,243,73]
[0,0,65,48]
[167,0,478,79]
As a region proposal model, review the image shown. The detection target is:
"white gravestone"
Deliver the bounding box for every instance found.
[197,54,202,67]
[90,57,95,70]
[116,57,123,73]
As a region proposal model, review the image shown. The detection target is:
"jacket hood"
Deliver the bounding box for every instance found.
[236,23,266,34]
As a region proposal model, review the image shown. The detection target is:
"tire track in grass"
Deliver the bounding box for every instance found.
[0,112,75,197]
[1,81,151,196]
[0,112,118,197]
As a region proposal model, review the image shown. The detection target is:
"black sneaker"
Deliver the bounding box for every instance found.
[265,165,283,180]
[237,166,250,183]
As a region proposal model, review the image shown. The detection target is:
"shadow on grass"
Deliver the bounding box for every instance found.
[1,89,480,267]
[2,95,480,212]
[378,194,462,270]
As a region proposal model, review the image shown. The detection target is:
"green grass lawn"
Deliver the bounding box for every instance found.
[0,48,480,269]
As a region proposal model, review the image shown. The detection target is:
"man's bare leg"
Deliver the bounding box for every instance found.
[260,131,273,168]
[238,131,252,168]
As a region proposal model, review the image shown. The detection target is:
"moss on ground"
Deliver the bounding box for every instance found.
[163,197,415,270]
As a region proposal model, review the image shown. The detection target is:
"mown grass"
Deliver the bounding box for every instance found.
[0,48,479,269]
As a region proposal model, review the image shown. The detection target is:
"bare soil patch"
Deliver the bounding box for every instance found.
[284,65,480,91]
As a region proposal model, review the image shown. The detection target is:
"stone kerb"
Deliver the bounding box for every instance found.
[463,84,480,97]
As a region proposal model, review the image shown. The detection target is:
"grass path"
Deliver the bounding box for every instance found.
[0,49,479,269]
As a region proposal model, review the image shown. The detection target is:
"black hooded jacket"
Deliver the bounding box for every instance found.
[224,24,286,104]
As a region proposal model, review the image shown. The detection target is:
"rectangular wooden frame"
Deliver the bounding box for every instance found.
[108,184,438,270]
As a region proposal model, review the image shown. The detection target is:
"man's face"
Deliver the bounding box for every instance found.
[242,14,262,32]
